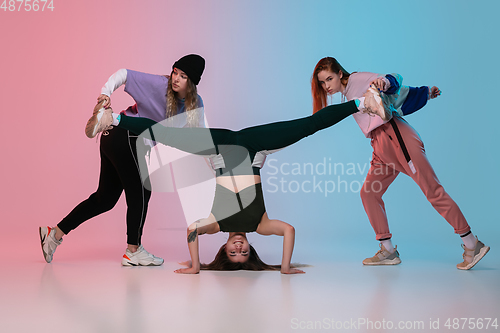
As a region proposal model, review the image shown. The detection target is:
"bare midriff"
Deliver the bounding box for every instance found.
[216,175,261,193]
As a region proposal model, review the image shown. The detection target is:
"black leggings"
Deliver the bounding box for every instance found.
[117,101,358,161]
[57,127,151,245]
[115,101,358,232]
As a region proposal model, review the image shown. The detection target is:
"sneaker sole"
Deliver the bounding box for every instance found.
[39,227,51,263]
[85,100,107,138]
[85,114,101,138]
[85,115,96,138]
[457,245,490,270]
[121,260,139,267]
[121,255,164,267]
[93,100,106,114]
[363,257,402,266]
[121,260,163,267]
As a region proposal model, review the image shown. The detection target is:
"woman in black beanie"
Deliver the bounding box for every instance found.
[39,54,206,267]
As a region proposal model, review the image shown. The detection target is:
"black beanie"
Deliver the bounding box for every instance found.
[172,54,205,85]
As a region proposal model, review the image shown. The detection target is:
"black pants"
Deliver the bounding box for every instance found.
[58,127,151,245]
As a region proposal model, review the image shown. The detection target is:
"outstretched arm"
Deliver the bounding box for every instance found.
[256,213,304,274]
[174,214,219,274]
[400,85,441,116]
[372,73,441,116]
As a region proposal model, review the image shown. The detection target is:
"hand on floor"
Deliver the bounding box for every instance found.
[281,268,305,274]
[174,267,200,274]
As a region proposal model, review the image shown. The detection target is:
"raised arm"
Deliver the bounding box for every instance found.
[256,213,304,274]
[174,214,220,274]
[98,68,128,108]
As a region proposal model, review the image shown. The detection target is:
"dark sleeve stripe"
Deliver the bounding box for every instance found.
[401,86,429,116]
[384,74,400,95]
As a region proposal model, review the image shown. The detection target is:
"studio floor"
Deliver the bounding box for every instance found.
[2,231,498,333]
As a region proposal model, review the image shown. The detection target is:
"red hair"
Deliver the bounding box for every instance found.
[311,57,350,113]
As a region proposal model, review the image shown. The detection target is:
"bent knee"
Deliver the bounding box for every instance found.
[361,180,385,200]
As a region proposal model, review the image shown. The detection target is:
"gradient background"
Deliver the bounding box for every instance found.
[1,0,498,269]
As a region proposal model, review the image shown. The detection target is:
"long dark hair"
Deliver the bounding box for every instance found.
[201,244,281,271]
[311,57,351,113]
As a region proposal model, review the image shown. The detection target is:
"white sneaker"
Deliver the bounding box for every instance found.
[39,226,62,263]
[121,245,164,266]
[85,102,114,138]
[361,85,391,121]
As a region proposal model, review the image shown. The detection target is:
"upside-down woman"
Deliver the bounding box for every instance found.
[86,86,386,273]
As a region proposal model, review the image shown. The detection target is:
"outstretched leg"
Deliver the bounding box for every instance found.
[116,100,360,154]
[237,100,359,152]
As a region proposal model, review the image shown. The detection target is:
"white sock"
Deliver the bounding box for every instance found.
[357,97,365,110]
[112,113,120,126]
[461,232,476,249]
[380,239,394,253]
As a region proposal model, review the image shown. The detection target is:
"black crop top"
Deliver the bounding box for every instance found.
[213,183,266,232]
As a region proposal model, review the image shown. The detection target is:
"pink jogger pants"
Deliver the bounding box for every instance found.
[360,116,470,240]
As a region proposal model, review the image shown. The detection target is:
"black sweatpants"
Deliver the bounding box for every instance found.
[57,127,151,245]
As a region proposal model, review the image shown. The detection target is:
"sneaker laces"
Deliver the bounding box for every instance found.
[461,244,473,263]
[374,243,385,256]
[95,125,113,143]
[102,125,113,136]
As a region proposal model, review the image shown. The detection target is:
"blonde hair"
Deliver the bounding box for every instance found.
[165,73,200,127]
